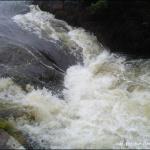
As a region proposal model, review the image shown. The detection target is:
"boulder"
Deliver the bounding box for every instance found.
[0,1,81,93]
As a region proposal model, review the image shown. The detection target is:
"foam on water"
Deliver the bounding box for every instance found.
[0,4,149,149]
[13,5,69,41]
[13,5,104,61]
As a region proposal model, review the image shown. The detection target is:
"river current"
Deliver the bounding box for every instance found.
[0,1,150,149]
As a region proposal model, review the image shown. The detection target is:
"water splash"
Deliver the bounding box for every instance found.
[0,4,149,149]
[13,5,104,62]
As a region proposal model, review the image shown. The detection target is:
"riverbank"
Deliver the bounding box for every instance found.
[33,0,150,58]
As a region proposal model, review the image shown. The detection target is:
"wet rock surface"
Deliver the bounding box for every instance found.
[0,1,80,93]
[0,129,25,149]
[0,38,64,92]
[0,129,10,149]
[0,101,42,149]
[0,119,24,149]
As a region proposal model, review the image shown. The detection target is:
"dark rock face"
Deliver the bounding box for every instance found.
[0,37,64,92]
[34,0,150,58]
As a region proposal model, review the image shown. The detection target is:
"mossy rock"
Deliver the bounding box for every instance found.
[0,118,21,141]
[0,129,24,149]
[0,118,26,147]
[0,101,37,148]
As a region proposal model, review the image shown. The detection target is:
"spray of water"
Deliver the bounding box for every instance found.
[0,5,149,149]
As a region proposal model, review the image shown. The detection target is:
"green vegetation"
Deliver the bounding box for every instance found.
[90,0,108,13]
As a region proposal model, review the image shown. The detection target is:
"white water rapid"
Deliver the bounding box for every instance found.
[0,5,150,149]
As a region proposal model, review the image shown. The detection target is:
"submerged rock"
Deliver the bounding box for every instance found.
[0,129,10,149]
[0,129,24,149]
[0,119,27,149]
[0,95,64,149]
[0,101,41,149]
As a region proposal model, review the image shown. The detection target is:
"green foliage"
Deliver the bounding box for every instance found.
[90,0,108,13]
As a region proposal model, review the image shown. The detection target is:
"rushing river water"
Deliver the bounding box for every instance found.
[0,1,150,149]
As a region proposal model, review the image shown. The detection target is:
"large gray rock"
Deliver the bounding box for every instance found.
[0,38,64,93]
[0,1,80,94]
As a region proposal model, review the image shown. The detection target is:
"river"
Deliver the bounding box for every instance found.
[0,1,150,149]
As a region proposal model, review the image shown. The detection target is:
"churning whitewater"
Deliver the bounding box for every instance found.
[0,4,150,149]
